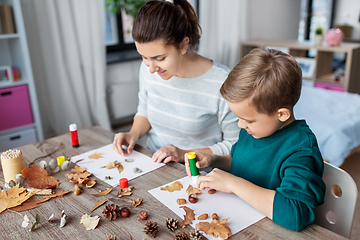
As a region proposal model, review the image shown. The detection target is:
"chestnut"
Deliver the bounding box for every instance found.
[188,194,198,204]
[139,210,148,220]
[120,207,131,218]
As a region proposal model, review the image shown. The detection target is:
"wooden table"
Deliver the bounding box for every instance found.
[0,126,346,239]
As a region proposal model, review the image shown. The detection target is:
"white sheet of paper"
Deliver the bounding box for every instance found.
[70,143,165,186]
[149,172,265,240]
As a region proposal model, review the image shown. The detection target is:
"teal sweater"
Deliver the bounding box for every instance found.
[230,120,326,231]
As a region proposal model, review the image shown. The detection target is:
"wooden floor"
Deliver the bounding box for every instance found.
[340,149,360,239]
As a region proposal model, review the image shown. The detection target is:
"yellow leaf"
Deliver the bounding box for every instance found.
[117,163,124,173]
[88,152,104,159]
[91,199,108,212]
[91,187,113,197]
[160,181,183,192]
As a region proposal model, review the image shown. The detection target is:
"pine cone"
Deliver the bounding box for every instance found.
[102,203,121,221]
[166,218,179,232]
[144,221,159,238]
[175,231,190,240]
[189,229,202,240]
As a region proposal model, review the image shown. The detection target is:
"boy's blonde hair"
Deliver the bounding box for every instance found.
[220,48,302,115]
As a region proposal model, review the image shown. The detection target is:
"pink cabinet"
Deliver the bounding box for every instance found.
[0,85,34,131]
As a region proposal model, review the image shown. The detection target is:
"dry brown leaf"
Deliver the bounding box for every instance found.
[160,181,183,192]
[105,162,115,169]
[88,152,104,159]
[78,178,89,185]
[71,166,87,174]
[91,199,108,212]
[92,187,113,197]
[196,218,232,239]
[129,198,143,207]
[102,162,124,174]
[6,185,26,198]
[21,165,60,189]
[65,172,92,180]
[117,163,124,173]
[80,214,100,230]
[186,185,202,196]
[86,180,96,188]
[180,206,195,228]
[7,197,51,212]
[41,190,71,199]
[6,191,34,212]
[117,186,134,198]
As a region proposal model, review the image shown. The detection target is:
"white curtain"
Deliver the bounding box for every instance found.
[21,0,110,138]
[198,0,248,69]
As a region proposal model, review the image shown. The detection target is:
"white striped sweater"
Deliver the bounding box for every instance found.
[135,61,240,155]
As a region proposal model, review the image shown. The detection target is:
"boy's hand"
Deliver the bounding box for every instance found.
[197,168,236,193]
[184,152,214,177]
[112,132,138,155]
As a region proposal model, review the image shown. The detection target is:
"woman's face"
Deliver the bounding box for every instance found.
[135,39,187,80]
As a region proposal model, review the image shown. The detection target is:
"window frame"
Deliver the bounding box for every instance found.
[105,0,200,64]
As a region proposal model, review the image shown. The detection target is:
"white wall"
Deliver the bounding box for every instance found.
[247,0,301,40]
[333,0,360,40]
[107,60,141,123]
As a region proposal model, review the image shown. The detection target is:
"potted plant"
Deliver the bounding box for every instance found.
[314,26,323,46]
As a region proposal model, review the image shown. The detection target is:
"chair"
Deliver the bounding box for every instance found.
[314,161,358,238]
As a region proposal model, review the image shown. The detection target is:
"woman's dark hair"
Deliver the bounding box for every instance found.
[132,0,201,50]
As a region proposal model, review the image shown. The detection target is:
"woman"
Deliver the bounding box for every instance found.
[112,0,239,163]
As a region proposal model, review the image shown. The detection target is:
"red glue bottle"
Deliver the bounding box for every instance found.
[69,123,79,148]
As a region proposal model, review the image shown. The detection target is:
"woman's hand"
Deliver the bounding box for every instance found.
[151,144,186,163]
[112,132,138,155]
[196,168,236,193]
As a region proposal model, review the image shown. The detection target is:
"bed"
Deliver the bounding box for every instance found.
[294,82,360,167]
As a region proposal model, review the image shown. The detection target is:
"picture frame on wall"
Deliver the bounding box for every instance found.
[295,57,316,79]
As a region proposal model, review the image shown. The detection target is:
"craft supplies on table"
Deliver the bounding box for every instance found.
[70,143,165,187]
[1,148,25,183]
[149,172,265,240]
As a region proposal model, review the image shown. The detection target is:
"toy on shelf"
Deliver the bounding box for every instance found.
[0,66,20,82]
[325,28,344,46]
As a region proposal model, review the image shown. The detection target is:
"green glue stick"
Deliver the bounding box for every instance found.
[188,152,199,184]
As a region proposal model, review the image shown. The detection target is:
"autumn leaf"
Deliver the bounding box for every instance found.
[7,197,51,212]
[180,206,195,228]
[117,163,124,173]
[65,166,92,184]
[71,166,87,174]
[117,186,134,198]
[6,184,26,198]
[129,198,143,207]
[160,181,183,192]
[88,152,104,159]
[80,214,100,230]
[186,185,202,196]
[92,187,113,197]
[91,199,108,212]
[21,165,60,189]
[41,190,71,199]
[196,218,232,239]
[0,190,34,214]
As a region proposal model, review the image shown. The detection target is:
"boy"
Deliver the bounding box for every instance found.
[185,48,326,231]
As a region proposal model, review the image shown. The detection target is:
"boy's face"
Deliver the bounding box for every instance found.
[227,99,284,139]
[135,39,188,80]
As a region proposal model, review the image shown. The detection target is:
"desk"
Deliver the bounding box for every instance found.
[0,126,346,239]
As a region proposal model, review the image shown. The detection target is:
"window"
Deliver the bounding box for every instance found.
[298,0,335,42]
[104,0,199,63]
